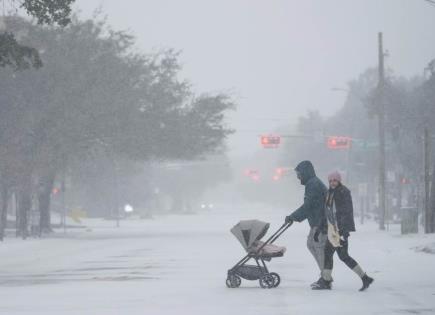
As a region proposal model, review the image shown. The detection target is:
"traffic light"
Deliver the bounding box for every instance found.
[244,169,258,177]
[243,169,260,182]
[261,135,281,148]
[326,136,352,150]
[275,167,290,176]
[251,174,260,182]
[401,177,410,185]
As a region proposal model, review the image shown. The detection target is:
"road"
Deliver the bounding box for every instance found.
[0,205,434,315]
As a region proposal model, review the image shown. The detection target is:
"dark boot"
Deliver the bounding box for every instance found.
[312,278,332,290]
[310,277,322,288]
[359,274,374,291]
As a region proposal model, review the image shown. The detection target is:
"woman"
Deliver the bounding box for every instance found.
[313,171,374,291]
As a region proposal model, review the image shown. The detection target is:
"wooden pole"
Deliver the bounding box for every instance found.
[378,32,386,230]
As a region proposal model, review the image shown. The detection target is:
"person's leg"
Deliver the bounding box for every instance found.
[315,232,327,271]
[336,238,361,275]
[306,228,324,272]
[321,240,335,282]
[312,239,334,290]
[336,237,374,291]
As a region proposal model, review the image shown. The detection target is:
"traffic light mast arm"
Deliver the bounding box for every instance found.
[278,134,363,141]
[259,133,363,150]
[279,134,315,139]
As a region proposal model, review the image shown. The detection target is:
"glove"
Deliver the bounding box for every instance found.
[339,235,347,245]
[339,231,349,245]
[313,228,320,243]
[285,216,293,224]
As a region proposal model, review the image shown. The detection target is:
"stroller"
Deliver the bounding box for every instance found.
[226,220,292,289]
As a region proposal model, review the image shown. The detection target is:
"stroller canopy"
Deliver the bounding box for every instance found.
[231,220,270,251]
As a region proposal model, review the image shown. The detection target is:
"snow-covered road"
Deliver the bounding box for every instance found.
[0,205,434,315]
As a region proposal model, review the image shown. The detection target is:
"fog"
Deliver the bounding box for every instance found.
[1,1,435,314]
[76,0,435,158]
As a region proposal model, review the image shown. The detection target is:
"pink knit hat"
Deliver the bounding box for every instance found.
[328,171,342,182]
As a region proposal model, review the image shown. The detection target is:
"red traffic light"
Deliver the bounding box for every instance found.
[401,177,410,185]
[243,169,261,182]
[244,169,259,177]
[261,135,281,148]
[275,167,291,176]
[327,136,352,150]
[275,167,289,175]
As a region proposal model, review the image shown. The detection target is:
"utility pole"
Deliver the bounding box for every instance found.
[424,128,431,233]
[113,157,120,228]
[61,154,68,234]
[61,175,66,234]
[378,32,386,231]
[431,163,435,233]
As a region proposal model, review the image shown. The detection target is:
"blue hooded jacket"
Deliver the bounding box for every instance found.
[289,161,327,228]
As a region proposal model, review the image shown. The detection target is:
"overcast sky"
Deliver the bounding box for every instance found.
[75,0,435,158]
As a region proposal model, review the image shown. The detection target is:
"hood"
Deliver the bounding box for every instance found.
[295,160,316,185]
[230,220,270,251]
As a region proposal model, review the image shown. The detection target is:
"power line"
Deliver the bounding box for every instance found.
[424,0,435,7]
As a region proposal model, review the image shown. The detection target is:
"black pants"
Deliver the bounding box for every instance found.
[324,237,358,271]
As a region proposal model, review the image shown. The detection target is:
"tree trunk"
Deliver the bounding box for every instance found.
[0,179,8,241]
[171,193,184,213]
[38,170,56,234]
[16,175,32,240]
[430,166,435,233]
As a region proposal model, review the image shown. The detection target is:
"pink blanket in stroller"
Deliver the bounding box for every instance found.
[249,241,286,256]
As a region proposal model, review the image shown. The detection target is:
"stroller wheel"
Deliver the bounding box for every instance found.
[259,274,275,289]
[269,272,281,288]
[226,275,241,288]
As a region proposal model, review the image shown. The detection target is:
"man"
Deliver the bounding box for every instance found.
[285,160,327,287]
[313,171,374,291]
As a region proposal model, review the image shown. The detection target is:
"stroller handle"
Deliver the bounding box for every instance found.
[269,221,293,244]
[254,221,293,254]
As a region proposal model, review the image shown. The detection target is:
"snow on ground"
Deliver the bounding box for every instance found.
[0,205,435,315]
[415,242,435,255]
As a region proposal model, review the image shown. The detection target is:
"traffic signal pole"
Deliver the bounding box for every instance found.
[424,128,432,233]
[378,32,387,231]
